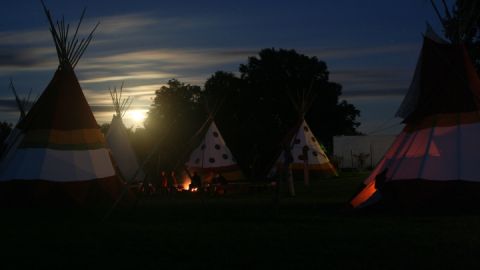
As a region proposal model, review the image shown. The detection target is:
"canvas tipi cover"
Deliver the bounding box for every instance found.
[272,119,337,176]
[351,34,480,208]
[185,121,244,181]
[106,114,145,183]
[0,6,125,206]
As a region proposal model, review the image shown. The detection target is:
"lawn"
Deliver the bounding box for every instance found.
[1,172,480,269]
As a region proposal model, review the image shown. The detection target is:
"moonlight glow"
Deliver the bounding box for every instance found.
[128,110,147,125]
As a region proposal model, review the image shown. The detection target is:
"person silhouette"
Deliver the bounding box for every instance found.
[190,172,202,191]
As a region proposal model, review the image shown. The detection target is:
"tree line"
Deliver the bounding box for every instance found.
[139,48,360,179]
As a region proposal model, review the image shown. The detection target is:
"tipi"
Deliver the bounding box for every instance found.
[351,29,480,208]
[0,3,126,206]
[269,84,338,187]
[279,120,337,176]
[185,120,244,182]
[0,81,33,159]
[106,84,145,183]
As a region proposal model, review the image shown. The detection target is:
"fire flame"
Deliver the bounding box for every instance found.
[182,179,191,191]
[179,174,199,192]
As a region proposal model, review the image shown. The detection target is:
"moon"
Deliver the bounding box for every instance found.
[128,110,147,125]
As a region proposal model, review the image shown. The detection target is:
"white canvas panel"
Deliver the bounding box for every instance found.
[0,148,116,182]
[41,150,77,179]
[388,130,425,180]
[89,148,117,179]
[421,126,458,180]
[403,128,431,158]
[73,149,95,178]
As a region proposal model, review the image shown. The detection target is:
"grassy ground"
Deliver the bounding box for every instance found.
[2,172,480,269]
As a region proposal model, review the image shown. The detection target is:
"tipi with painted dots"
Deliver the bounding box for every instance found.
[268,75,338,188]
[287,120,337,175]
[185,121,244,182]
[271,119,338,178]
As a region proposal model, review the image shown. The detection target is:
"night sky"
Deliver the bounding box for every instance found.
[0,0,443,132]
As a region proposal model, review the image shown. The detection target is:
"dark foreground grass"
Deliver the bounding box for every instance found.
[2,172,480,269]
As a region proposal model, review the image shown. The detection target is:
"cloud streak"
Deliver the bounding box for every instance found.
[330,67,412,100]
[305,44,418,60]
[0,11,419,127]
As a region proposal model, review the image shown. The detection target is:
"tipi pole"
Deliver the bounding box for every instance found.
[370,143,374,168]
[287,166,296,197]
[302,145,310,187]
[417,117,437,179]
[350,149,354,169]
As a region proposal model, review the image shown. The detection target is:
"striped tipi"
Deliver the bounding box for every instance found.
[351,30,480,208]
[0,4,125,206]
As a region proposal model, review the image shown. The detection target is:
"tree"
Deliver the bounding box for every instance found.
[99,123,110,135]
[144,79,207,171]
[0,121,13,144]
[205,48,360,178]
[431,0,480,69]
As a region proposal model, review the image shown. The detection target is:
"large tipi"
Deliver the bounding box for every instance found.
[0,4,126,206]
[106,85,145,183]
[351,29,480,208]
[185,120,244,182]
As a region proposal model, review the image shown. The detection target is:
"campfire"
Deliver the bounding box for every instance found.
[178,176,198,192]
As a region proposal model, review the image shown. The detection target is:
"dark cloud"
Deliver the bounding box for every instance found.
[89,105,113,113]
[215,49,258,57]
[0,46,45,67]
[342,88,406,98]
[0,99,18,112]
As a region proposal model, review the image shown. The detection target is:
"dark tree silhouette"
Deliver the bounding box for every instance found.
[143,50,359,179]
[0,121,13,144]
[99,123,110,135]
[431,0,480,70]
[144,79,207,170]
[206,48,360,179]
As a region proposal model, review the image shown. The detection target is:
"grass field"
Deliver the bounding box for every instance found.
[2,172,480,269]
